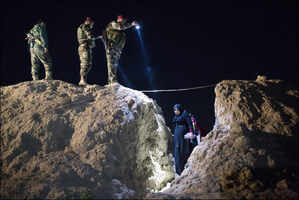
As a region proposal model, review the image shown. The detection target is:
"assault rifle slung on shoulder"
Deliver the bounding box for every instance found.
[25,33,46,51]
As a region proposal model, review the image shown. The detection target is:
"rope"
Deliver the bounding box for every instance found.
[140,84,217,93]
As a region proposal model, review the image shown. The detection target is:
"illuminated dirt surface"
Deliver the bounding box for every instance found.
[1,80,174,199]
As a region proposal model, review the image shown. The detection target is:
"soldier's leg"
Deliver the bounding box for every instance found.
[87,47,92,74]
[30,47,41,80]
[34,45,53,80]
[115,47,122,62]
[78,44,91,85]
[106,51,118,84]
[112,48,122,84]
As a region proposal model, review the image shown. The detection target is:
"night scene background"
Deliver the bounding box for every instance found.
[1,0,298,132]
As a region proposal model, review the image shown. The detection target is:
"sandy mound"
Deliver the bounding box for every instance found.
[0,80,175,199]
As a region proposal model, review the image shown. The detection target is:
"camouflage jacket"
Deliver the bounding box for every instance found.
[104,21,133,49]
[28,24,49,49]
[77,23,94,45]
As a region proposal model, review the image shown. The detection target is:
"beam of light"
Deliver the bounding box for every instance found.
[145,66,154,83]
[118,64,133,88]
[136,27,158,100]
[136,28,154,85]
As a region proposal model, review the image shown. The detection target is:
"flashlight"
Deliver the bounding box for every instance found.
[135,25,140,29]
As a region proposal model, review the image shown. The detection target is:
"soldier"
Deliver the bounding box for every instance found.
[26,18,53,80]
[103,15,137,84]
[77,17,100,85]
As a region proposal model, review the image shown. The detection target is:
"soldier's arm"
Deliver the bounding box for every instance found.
[39,26,49,49]
[111,21,134,30]
[83,24,94,40]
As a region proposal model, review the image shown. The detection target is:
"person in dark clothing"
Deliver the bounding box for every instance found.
[172,104,194,175]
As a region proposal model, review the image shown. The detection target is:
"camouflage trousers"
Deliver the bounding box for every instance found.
[105,46,122,84]
[78,44,92,77]
[30,44,53,77]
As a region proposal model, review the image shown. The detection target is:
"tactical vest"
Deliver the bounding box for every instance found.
[105,22,126,49]
[77,23,88,44]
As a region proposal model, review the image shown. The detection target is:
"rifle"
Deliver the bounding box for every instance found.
[25,33,46,50]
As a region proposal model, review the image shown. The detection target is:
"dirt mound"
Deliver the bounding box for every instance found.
[0,80,175,199]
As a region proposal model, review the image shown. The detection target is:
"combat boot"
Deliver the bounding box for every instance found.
[45,72,53,80]
[32,75,39,81]
[79,75,88,85]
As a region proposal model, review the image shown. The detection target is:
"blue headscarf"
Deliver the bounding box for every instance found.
[173,104,184,114]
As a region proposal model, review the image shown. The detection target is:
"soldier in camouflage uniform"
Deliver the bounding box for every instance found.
[103,15,137,84]
[27,19,53,80]
[77,17,100,85]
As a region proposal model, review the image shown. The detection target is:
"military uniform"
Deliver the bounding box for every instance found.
[104,20,134,84]
[28,24,53,80]
[77,22,96,84]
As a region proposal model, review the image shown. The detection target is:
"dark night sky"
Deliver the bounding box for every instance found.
[1,1,298,132]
